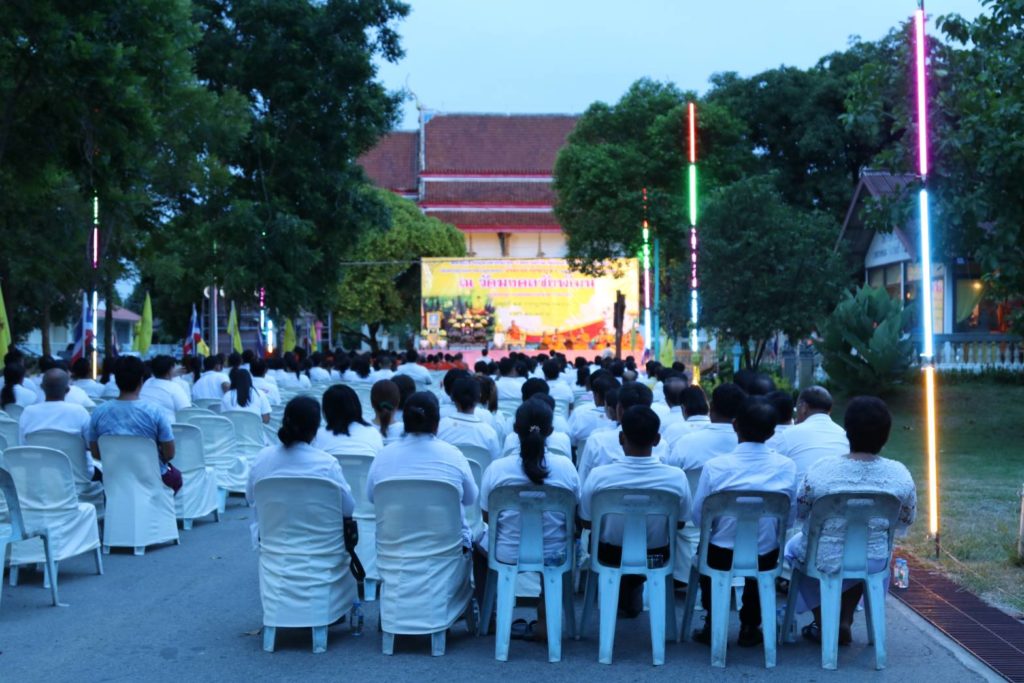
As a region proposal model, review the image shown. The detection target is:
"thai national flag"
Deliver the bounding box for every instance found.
[70,293,93,364]
[182,304,202,356]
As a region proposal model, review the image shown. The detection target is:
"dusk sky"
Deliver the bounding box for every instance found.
[376,0,984,130]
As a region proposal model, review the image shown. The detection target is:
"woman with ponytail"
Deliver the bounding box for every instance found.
[478,397,580,641]
[370,379,401,441]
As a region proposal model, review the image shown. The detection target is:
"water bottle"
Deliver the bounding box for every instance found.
[893,558,910,589]
[350,600,364,636]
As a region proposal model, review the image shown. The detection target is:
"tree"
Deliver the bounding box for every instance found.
[333,190,465,351]
[699,176,847,368]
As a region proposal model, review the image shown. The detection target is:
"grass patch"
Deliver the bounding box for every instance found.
[834,379,1024,615]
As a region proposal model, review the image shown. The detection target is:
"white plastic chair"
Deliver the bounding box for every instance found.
[680,491,791,668]
[222,410,267,461]
[254,476,357,654]
[0,417,18,450]
[331,448,380,601]
[188,414,249,497]
[97,435,180,555]
[373,479,476,656]
[579,488,679,665]
[4,404,24,421]
[170,423,221,529]
[4,446,102,592]
[194,398,222,412]
[479,485,577,662]
[781,492,903,671]
[24,429,105,519]
[672,469,704,582]
[0,467,60,608]
[175,406,216,424]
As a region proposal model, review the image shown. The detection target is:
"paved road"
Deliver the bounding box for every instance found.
[0,502,999,682]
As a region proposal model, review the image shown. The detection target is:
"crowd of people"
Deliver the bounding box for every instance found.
[0,344,917,658]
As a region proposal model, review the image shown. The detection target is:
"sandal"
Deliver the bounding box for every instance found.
[802,623,853,646]
[510,619,538,640]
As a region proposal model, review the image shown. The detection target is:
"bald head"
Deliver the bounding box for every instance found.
[796,385,833,423]
[42,368,70,401]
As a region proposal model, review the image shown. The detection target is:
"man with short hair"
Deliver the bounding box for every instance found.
[18,369,96,478]
[773,385,849,479]
[580,405,691,617]
[393,349,432,385]
[30,356,94,408]
[568,374,616,447]
[250,359,281,406]
[140,355,191,423]
[89,356,175,482]
[764,389,795,451]
[577,383,669,484]
[191,354,230,400]
[70,358,105,399]
[542,359,575,414]
[494,357,524,403]
[690,397,798,647]
[665,383,746,472]
[659,374,690,435]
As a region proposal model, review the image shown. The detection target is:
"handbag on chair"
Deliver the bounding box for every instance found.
[344,518,366,582]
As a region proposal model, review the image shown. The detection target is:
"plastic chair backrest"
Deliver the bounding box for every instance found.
[0,467,30,542]
[696,491,791,575]
[331,451,376,518]
[253,477,346,557]
[0,418,18,449]
[222,410,266,451]
[3,446,79,512]
[175,407,216,424]
[98,435,164,489]
[486,484,576,571]
[194,398,222,412]
[187,415,238,466]
[0,432,7,455]
[171,423,207,473]
[24,429,91,485]
[685,468,702,497]
[374,479,463,558]
[801,492,903,579]
[456,444,492,479]
[4,404,24,421]
[589,488,680,572]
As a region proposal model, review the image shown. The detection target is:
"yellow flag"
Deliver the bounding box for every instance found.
[659,333,675,367]
[310,321,319,351]
[135,292,153,355]
[0,283,10,365]
[283,318,296,353]
[197,338,211,357]
[227,301,243,354]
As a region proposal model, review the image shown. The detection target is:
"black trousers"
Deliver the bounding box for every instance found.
[698,544,780,627]
[597,542,671,614]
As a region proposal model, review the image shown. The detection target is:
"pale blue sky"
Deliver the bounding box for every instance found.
[376,0,983,130]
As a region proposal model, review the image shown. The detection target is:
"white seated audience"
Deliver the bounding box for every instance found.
[17,370,94,477]
[308,353,333,384]
[542,359,575,413]
[438,377,502,461]
[346,356,374,384]
[221,368,272,423]
[665,383,746,472]
[567,374,616,447]
[773,386,849,479]
[366,391,478,547]
[370,354,396,381]
[275,353,312,391]
[370,379,403,443]
[313,384,384,455]
[689,397,798,647]
[580,405,691,617]
[495,358,526,403]
[393,349,432,385]
[25,357,94,408]
[140,355,191,423]
[98,357,121,398]
[438,368,471,418]
[519,378,570,434]
[70,358,105,399]
[658,374,690,435]
[250,359,282,406]
[1,362,37,410]
[501,394,572,458]
[764,390,795,451]
[192,354,231,400]
[662,385,712,447]
[785,396,916,646]
[577,383,669,485]
[246,396,355,542]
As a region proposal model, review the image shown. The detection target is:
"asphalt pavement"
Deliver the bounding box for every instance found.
[0,501,1000,682]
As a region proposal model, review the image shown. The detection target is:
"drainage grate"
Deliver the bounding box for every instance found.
[892,553,1024,683]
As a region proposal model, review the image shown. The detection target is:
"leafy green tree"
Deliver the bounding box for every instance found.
[818,285,914,395]
[699,176,847,368]
[333,190,465,351]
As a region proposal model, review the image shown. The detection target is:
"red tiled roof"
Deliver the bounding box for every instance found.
[423,114,578,174]
[422,181,555,204]
[357,131,418,192]
[425,210,560,230]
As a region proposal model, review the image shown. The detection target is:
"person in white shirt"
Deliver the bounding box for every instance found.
[250,359,282,406]
[439,368,471,418]
[520,378,570,434]
[366,391,478,548]
[764,390,795,452]
[30,358,98,409]
[542,359,574,415]
[346,355,374,384]
[246,396,356,541]
[568,374,616,448]
[785,396,916,647]
[70,358,105,399]
[480,398,581,641]
[1,363,37,410]
[276,353,312,391]
[581,405,691,618]
[658,374,689,435]
[773,386,849,479]
[690,397,798,648]
[663,385,713,449]
[501,394,573,458]
[665,383,746,472]
[393,349,432,385]
[313,384,384,455]
[307,353,332,384]
[140,355,191,423]
[577,383,669,484]
[494,357,525,404]
[370,354,396,382]
[18,369,95,478]
[192,355,231,400]
[221,368,272,423]
[438,377,502,461]
[370,379,402,443]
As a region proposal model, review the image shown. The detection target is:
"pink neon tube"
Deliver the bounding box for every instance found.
[688,103,696,164]
[915,9,928,176]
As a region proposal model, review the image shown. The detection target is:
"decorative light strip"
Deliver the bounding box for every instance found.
[688,103,700,372]
[642,188,652,350]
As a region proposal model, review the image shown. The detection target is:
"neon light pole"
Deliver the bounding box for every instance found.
[688,102,700,383]
[91,194,100,379]
[914,2,940,557]
[643,189,651,356]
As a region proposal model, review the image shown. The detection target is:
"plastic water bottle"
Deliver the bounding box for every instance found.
[893,558,910,589]
[350,600,364,636]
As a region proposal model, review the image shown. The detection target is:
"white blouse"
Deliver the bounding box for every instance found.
[221,388,271,416]
[313,422,384,456]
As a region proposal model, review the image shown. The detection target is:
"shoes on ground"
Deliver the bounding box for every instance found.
[737,624,763,647]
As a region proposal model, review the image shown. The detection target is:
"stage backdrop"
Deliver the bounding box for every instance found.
[420,258,641,351]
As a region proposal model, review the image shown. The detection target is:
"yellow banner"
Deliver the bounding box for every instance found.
[421,258,641,351]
